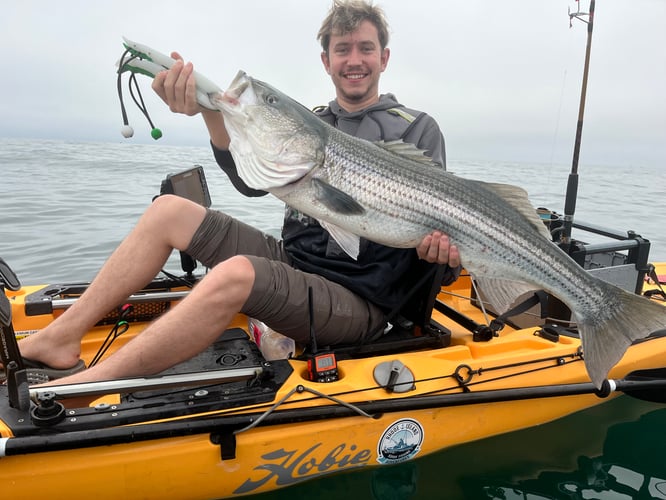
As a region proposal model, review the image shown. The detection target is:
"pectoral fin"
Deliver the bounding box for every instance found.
[313,178,366,215]
[319,220,361,260]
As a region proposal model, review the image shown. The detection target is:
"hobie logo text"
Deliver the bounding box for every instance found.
[234,442,372,494]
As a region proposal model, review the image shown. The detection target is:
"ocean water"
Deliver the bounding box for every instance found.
[1,138,665,499]
[2,138,664,285]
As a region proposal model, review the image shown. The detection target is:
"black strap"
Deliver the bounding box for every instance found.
[489,290,550,333]
[644,265,666,301]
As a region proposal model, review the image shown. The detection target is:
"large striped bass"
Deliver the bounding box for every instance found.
[210,70,666,388]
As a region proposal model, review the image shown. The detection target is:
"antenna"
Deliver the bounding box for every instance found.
[308,286,317,354]
[305,286,339,383]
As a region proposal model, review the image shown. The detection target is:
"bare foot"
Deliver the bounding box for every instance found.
[11,327,82,370]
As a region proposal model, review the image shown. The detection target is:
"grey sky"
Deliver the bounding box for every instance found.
[2,0,664,167]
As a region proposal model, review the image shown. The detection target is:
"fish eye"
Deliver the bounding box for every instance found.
[265,94,279,105]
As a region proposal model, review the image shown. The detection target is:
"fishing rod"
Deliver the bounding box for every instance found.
[561,0,595,253]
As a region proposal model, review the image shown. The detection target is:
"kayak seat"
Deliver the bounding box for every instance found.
[323,263,452,360]
[328,319,451,360]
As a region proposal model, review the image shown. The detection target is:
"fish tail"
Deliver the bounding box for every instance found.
[578,285,666,388]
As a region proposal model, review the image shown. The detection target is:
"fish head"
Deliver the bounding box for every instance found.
[210,71,326,190]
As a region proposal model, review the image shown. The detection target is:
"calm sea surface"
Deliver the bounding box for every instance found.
[1,138,665,499]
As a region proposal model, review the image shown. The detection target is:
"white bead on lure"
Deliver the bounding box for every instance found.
[119,37,222,110]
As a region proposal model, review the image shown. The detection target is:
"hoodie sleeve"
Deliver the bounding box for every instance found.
[211,142,268,198]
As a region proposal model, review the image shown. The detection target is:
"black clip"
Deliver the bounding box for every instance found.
[534,325,561,343]
[210,431,237,460]
[473,325,495,342]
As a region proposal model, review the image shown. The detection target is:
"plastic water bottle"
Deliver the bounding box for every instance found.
[248,318,296,360]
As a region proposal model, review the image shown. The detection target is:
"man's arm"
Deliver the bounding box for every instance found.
[152,54,266,197]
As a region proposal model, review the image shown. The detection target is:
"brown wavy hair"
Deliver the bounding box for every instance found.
[317,0,390,54]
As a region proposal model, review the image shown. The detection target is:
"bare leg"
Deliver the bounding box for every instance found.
[44,255,255,384]
[15,195,206,369]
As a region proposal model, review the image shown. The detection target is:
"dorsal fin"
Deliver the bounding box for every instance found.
[473,181,552,240]
[375,140,437,166]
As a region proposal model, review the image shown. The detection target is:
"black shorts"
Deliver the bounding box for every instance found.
[185,209,386,345]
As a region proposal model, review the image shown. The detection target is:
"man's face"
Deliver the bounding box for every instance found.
[321,19,390,112]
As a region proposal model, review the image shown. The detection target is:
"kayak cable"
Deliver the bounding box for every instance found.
[159,268,197,288]
[234,384,375,435]
[89,304,134,367]
[204,350,585,425]
[469,277,491,325]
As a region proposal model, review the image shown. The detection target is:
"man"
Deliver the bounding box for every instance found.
[9,0,460,385]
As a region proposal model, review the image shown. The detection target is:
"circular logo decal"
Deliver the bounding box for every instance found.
[377,418,424,464]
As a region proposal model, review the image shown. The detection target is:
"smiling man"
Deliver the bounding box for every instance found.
[8,0,458,386]
[321,17,389,111]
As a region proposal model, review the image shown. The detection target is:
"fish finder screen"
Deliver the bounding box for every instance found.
[162,166,211,208]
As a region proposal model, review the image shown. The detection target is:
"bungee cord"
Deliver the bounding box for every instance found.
[116,49,162,140]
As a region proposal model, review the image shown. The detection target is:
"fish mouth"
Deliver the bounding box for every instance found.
[209,70,251,109]
[225,70,250,99]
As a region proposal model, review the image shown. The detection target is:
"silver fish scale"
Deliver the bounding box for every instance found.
[319,128,608,314]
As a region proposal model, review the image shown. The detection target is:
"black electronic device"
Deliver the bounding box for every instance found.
[160,165,211,208]
[306,352,338,383]
[159,166,211,275]
[304,287,338,383]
